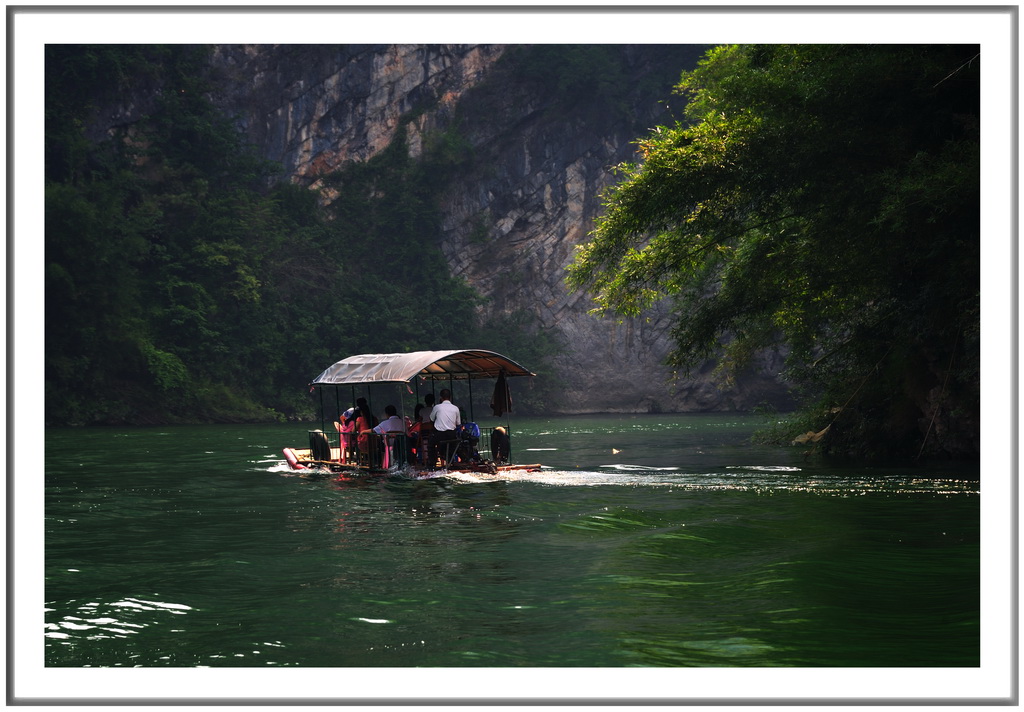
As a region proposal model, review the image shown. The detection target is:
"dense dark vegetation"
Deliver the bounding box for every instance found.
[46,43,981,460]
[568,45,980,458]
[45,45,558,425]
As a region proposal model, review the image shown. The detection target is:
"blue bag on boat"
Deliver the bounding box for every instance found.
[461,422,481,439]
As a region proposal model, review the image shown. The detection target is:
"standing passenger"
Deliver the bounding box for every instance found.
[429,389,461,465]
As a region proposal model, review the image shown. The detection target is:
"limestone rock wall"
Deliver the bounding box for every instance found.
[204,44,793,413]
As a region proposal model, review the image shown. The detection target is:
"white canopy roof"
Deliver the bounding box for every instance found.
[311,349,534,386]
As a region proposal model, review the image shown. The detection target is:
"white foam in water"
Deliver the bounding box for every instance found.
[419,467,979,495]
[726,465,802,472]
[266,459,977,494]
[600,464,680,471]
[439,469,636,487]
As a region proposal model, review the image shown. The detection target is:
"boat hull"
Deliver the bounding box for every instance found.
[282,447,539,477]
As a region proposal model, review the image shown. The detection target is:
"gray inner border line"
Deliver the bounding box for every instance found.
[8,2,1017,706]
[5,4,1020,12]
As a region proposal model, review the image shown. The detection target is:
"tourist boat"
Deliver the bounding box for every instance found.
[282,349,541,477]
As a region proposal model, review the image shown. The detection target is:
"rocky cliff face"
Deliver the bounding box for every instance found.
[204,44,793,413]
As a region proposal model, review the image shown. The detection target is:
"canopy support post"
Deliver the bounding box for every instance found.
[318,387,325,431]
[398,383,407,420]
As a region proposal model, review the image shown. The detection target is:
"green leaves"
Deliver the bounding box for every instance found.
[45,45,562,424]
[568,44,980,457]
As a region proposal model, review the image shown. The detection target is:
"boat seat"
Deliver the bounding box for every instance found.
[381,433,408,469]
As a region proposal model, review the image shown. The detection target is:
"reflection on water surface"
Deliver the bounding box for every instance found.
[44,414,979,672]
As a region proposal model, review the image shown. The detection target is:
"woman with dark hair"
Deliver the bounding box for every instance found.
[354,397,378,459]
[334,407,357,463]
[416,396,435,464]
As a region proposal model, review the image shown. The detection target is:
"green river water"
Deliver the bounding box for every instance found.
[36,413,987,699]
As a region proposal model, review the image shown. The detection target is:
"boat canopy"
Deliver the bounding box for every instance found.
[311,349,535,387]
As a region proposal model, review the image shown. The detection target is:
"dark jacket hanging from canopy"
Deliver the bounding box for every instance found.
[490,370,512,417]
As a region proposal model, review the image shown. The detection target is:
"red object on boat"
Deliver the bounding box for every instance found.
[283,448,307,470]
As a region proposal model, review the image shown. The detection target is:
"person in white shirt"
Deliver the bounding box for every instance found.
[371,405,405,436]
[430,390,460,432]
[364,404,408,467]
[429,389,461,465]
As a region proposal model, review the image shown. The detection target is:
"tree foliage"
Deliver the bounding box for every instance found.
[45,45,557,425]
[567,45,980,458]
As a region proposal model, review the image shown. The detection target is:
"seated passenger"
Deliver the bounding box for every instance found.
[370,405,405,436]
[335,408,356,463]
[368,404,406,468]
[354,398,378,458]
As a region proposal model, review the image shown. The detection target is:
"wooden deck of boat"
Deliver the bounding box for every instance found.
[286,447,539,474]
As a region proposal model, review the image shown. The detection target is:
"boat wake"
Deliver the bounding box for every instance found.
[424,466,979,495]
[601,463,680,471]
[266,460,978,496]
[726,465,802,472]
